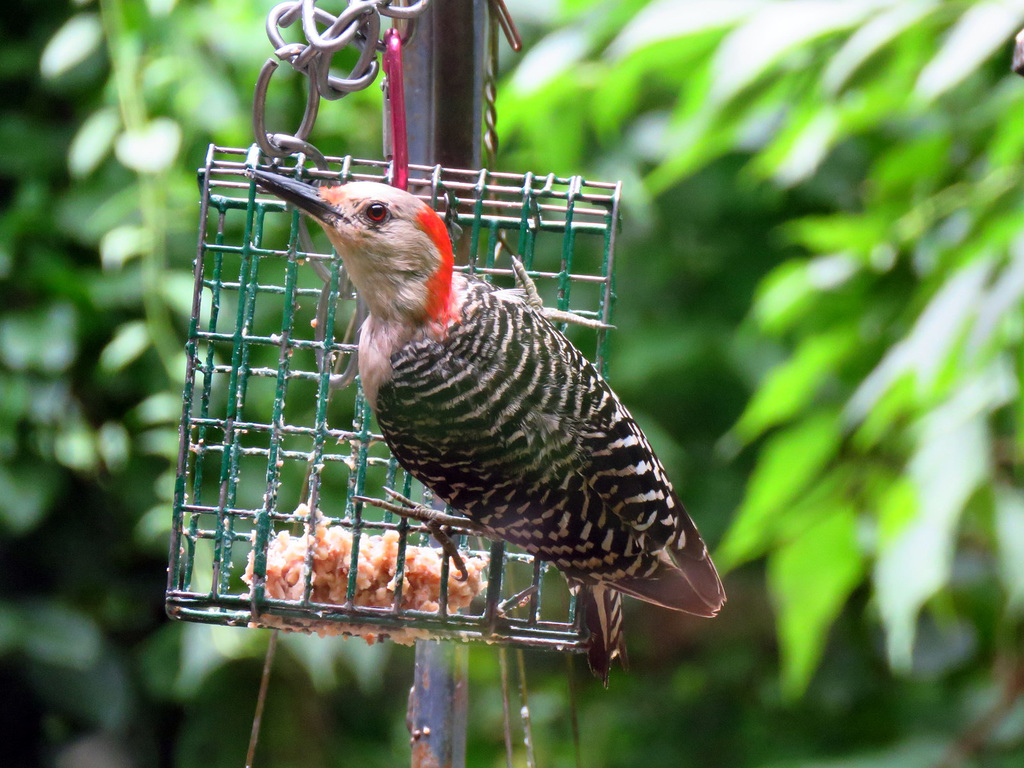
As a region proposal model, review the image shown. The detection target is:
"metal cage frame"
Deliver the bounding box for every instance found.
[166,143,621,652]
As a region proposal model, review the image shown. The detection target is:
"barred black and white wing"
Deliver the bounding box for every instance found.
[373,277,724,680]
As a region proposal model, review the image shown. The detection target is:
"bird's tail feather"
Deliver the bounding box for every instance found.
[582,585,628,686]
[613,550,724,617]
[616,510,726,618]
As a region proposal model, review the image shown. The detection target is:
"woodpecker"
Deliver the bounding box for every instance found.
[250,170,725,683]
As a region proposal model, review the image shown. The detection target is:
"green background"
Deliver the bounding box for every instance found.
[3,0,1024,766]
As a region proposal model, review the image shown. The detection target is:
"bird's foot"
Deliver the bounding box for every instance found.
[495,584,538,617]
[541,307,613,330]
[508,254,614,330]
[351,488,483,582]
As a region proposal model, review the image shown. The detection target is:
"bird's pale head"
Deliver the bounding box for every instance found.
[251,172,454,326]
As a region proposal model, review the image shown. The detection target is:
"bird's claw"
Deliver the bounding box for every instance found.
[541,307,614,330]
[495,584,538,617]
[508,254,614,330]
[352,489,481,582]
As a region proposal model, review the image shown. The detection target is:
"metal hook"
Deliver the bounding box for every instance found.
[486,0,522,52]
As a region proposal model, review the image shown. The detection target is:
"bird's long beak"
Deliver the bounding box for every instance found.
[248,169,339,225]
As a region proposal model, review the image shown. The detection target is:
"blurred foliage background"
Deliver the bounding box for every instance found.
[3,0,1024,766]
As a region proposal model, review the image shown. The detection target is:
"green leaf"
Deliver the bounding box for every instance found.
[769,506,864,697]
[735,325,858,442]
[994,485,1024,615]
[39,13,103,80]
[708,1,872,106]
[55,422,99,473]
[56,183,144,247]
[850,374,916,450]
[822,0,939,94]
[967,246,1024,358]
[875,369,1008,668]
[131,391,183,425]
[876,476,918,546]
[29,649,132,730]
[135,504,173,550]
[0,303,78,373]
[805,253,861,290]
[114,117,183,173]
[915,1,1024,101]
[100,224,153,270]
[146,0,179,17]
[176,623,260,696]
[753,107,839,186]
[160,273,199,318]
[869,133,951,202]
[509,27,590,96]
[846,257,995,422]
[595,34,717,140]
[0,463,61,535]
[138,426,180,458]
[18,601,102,669]
[97,422,130,472]
[784,738,948,768]
[607,0,755,58]
[987,90,1024,169]
[68,107,121,177]
[644,105,737,193]
[718,410,843,569]
[784,214,891,259]
[751,260,816,334]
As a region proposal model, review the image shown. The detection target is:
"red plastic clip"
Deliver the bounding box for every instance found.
[383,28,408,191]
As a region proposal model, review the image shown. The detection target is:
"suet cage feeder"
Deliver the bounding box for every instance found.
[167,144,622,653]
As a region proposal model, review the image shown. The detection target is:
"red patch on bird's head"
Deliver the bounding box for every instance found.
[417,206,455,326]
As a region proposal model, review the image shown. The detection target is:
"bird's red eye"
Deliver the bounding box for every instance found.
[365,202,389,223]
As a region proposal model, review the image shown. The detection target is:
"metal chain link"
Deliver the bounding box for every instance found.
[252,0,431,161]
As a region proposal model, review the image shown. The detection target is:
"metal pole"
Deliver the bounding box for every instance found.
[404,0,486,169]
[403,2,486,766]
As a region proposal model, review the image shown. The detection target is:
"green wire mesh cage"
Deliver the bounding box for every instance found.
[167,144,621,652]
